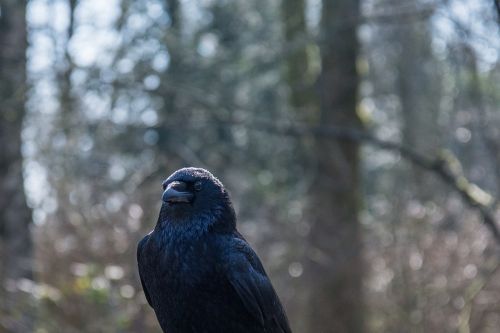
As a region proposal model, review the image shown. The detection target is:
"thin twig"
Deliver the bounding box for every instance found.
[236,120,500,243]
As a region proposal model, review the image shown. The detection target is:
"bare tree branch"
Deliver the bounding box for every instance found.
[239,120,500,243]
[115,113,500,243]
[125,78,500,243]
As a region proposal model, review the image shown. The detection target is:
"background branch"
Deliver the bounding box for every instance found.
[238,120,500,242]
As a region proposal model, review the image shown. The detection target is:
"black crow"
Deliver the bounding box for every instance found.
[137,167,292,333]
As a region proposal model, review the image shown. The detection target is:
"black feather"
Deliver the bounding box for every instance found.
[137,167,291,333]
[137,235,152,307]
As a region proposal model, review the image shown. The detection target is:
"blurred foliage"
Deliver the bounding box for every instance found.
[0,0,499,332]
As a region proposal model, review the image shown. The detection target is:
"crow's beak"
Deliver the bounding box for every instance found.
[162,181,194,204]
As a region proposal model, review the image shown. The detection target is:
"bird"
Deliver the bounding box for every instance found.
[137,167,292,333]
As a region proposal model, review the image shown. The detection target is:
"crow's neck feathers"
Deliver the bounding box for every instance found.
[154,199,236,242]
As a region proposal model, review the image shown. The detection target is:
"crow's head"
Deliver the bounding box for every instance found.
[157,167,236,232]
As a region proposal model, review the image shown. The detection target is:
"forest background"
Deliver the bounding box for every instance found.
[1,0,500,332]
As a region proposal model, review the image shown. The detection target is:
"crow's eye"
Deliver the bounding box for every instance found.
[162,181,168,190]
[194,181,202,192]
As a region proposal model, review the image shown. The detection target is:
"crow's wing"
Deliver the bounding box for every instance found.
[225,234,292,333]
[137,235,153,307]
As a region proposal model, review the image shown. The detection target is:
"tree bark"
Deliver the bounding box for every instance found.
[396,17,441,199]
[0,0,33,331]
[304,1,364,332]
[157,0,182,152]
[281,1,318,330]
[281,0,316,115]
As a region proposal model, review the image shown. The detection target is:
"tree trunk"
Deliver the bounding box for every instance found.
[157,0,182,152]
[394,18,441,331]
[304,1,364,332]
[396,17,441,199]
[281,0,316,115]
[0,0,33,331]
[281,1,319,330]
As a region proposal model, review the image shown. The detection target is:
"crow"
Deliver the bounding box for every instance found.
[137,167,292,333]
